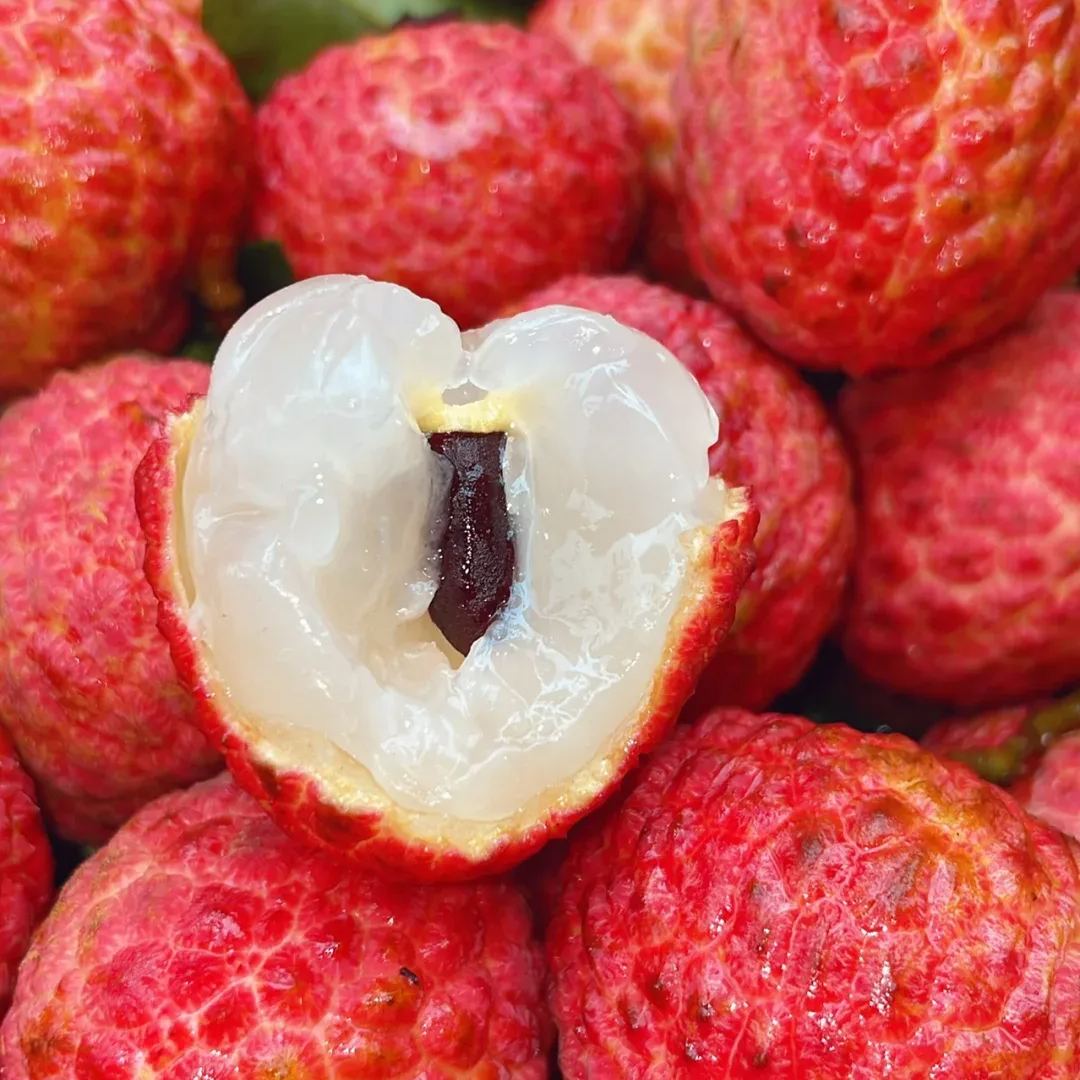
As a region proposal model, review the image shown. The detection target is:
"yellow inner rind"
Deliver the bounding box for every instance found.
[410,388,518,434]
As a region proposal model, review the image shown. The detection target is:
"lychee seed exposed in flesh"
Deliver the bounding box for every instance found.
[137,275,758,880]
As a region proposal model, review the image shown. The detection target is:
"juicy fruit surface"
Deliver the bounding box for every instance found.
[529,0,695,284]
[841,292,1080,707]
[0,774,551,1078]
[679,0,1080,374]
[549,709,1080,1078]
[0,729,52,1021]
[177,276,733,821]
[0,356,219,843]
[0,0,252,392]
[253,21,643,328]
[505,274,854,709]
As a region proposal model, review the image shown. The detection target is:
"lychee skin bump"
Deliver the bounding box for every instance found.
[550,709,1080,1078]
[505,274,855,710]
[0,728,52,1023]
[0,356,220,844]
[841,292,1080,708]
[0,0,252,393]
[0,775,552,1078]
[252,21,645,329]
[678,0,1080,374]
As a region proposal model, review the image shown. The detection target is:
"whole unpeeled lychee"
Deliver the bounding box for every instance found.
[528,0,696,287]
[138,276,757,880]
[925,694,1080,841]
[0,0,252,393]
[549,709,1080,1078]
[505,275,854,709]
[678,0,1080,374]
[840,292,1080,707]
[0,729,52,1023]
[0,774,551,1077]
[252,22,644,329]
[0,356,220,844]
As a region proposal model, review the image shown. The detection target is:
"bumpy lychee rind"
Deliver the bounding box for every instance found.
[840,292,1080,707]
[528,0,696,287]
[550,709,1080,1078]
[505,275,854,709]
[0,357,220,844]
[0,774,551,1077]
[0,0,252,393]
[136,406,758,882]
[0,729,52,1023]
[252,21,644,329]
[678,0,1080,374]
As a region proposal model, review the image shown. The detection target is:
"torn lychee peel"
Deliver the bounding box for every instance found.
[138,275,757,880]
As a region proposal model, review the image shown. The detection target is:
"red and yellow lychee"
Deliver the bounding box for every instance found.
[0,356,220,844]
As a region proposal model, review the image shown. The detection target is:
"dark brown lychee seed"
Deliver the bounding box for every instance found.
[427,432,514,655]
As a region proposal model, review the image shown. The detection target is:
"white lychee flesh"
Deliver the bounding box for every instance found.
[179,275,739,820]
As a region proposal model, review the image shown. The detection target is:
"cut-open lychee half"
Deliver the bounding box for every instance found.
[137,276,757,880]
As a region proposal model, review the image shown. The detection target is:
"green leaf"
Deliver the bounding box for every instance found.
[203,0,531,102]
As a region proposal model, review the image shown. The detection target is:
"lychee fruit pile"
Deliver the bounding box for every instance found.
[3,0,1080,1075]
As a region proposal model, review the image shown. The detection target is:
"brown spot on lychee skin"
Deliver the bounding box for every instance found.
[427,432,514,656]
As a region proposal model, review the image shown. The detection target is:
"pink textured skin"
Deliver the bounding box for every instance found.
[678,0,1080,374]
[136,407,758,882]
[0,774,551,1078]
[0,357,219,844]
[505,275,854,709]
[0,0,252,393]
[0,728,52,1023]
[253,22,644,329]
[528,0,698,287]
[1023,732,1080,842]
[549,709,1080,1078]
[840,291,1080,707]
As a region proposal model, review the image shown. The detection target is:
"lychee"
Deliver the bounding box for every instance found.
[0,773,551,1077]
[840,291,1080,708]
[252,21,644,329]
[0,356,220,844]
[925,694,1080,842]
[0,0,252,393]
[528,0,696,287]
[549,708,1080,1078]
[137,275,758,880]
[505,274,854,710]
[678,0,1080,374]
[0,728,52,1023]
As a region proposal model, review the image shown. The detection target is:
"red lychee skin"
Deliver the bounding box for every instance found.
[0,0,252,393]
[528,0,698,289]
[0,774,552,1078]
[0,357,220,844]
[677,0,1080,375]
[252,21,644,329]
[840,291,1080,707]
[136,411,759,881]
[925,700,1080,841]
[549,709,1080,1078]
[505,275,854,709]
[0,728,52,1023]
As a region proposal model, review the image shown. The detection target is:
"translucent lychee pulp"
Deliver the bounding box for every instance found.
[181,276,733,820]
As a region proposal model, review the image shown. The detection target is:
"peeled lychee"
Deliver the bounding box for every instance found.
[840,292,1080,708]
[137,275,757,880]
[252,21,644,329]
[0,356,220,844]
[0,773,551,1077]
[0,0,252,393]
[0,728,52,1023]
[925,694,1080,841]
[550,709,1080,1078]
[528,0,696,287]
[505,274,854,709]
[678,0,1080,374]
